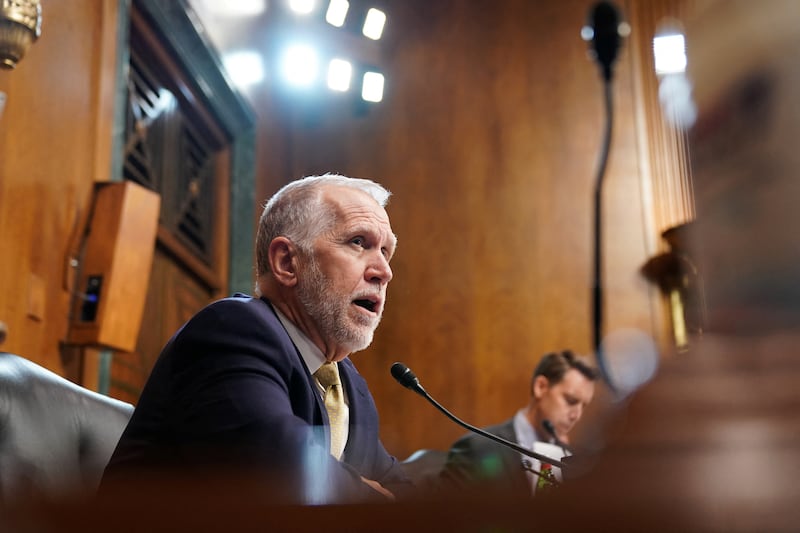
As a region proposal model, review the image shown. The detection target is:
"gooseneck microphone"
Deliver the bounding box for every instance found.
[580,1,628,394]
[390,362,565,470]
[585,1,623,82]
[542,419,573,456]
[390,362,425,395]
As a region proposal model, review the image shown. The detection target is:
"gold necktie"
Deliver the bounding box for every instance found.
[314,362,346,459]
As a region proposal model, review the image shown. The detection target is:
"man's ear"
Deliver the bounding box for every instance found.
[268,237,299,287]
[532,375,550,400]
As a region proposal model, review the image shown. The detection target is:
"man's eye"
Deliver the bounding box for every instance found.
[351,237,365,247]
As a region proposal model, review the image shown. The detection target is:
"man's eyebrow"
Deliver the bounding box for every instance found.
[343,226,397,248]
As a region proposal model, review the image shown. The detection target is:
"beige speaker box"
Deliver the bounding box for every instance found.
[68,181,161,352]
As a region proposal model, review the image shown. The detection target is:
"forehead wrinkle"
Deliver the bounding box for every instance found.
[319,186,397,254]
[337,205,393,236]
[323,187,388,221]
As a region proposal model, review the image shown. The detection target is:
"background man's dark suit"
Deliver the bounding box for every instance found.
[102,294,408,503]
[439,419,530,496]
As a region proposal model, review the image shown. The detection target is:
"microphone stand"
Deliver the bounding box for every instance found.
[592,75,615,394]
[542,419,573,457]
[391,363,566,470]
[522,459,561,488]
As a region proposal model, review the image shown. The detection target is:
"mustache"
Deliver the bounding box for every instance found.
[352,289,382,299]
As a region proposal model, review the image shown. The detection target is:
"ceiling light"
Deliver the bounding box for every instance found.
[223,51,265,87]
[194,0,266,17]
[653,33,687,75]
[327,58,352,91]
[288,0,316,15]
[362,8,386,40]
[280,44,320,87]
[361,71,384,102]
[325,0,349,27]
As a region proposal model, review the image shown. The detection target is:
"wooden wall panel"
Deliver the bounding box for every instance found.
[109,248,215,404]
[0,0,121,375]
[67,181,160,352]
[0,0,681,464]
[628,0,697,237]
[253,0,660,457]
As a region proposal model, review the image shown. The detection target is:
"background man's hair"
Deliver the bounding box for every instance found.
[532,350,598,386]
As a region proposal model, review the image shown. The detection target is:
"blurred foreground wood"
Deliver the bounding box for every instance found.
[5,336,799,533]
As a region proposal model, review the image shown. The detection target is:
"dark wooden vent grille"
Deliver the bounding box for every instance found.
[123,46,216,265]
[175,121,214,257]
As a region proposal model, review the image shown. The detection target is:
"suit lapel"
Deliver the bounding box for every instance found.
[262,297,328,425]
[492,419,533,492]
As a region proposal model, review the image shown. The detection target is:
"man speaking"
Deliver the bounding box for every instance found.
[101,174,410,503]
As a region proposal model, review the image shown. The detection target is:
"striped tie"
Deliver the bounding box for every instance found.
[314,362,346,459]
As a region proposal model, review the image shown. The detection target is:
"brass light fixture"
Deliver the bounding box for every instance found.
[0,0,42,69]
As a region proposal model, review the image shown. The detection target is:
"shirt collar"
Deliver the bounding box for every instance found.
[513,408,542,450]
[271,305,327,374]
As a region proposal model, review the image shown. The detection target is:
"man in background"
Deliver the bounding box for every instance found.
[101,173,410,504]
[440,350,597,496]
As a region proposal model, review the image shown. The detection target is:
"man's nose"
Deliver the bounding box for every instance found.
[366,251,393,284]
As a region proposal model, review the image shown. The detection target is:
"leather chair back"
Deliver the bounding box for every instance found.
[401,448,448,490]
[0,352,133,502]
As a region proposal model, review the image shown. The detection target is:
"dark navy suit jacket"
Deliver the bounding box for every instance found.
[101,294,409,503]
[439,418,530,496]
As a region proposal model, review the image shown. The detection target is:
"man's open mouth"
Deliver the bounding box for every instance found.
[353,298,377,313]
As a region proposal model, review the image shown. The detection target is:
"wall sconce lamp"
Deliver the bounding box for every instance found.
[640,222,706,352]
[0,0,42,69]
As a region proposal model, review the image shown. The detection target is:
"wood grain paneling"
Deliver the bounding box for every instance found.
[109,247,214,404]
[105,1,237,402]
[0,0,121,374]
[0,0,688,463]
[628,0,697,238]
[251,0,663,457]
[68,181,160,352]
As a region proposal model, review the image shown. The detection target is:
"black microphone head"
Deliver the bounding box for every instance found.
[542,419,573,455]
[584,1,624,81]
[542,419,557,437]
[390,362,425,395]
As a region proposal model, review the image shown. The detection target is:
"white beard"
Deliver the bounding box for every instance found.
[296,256,379,353]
